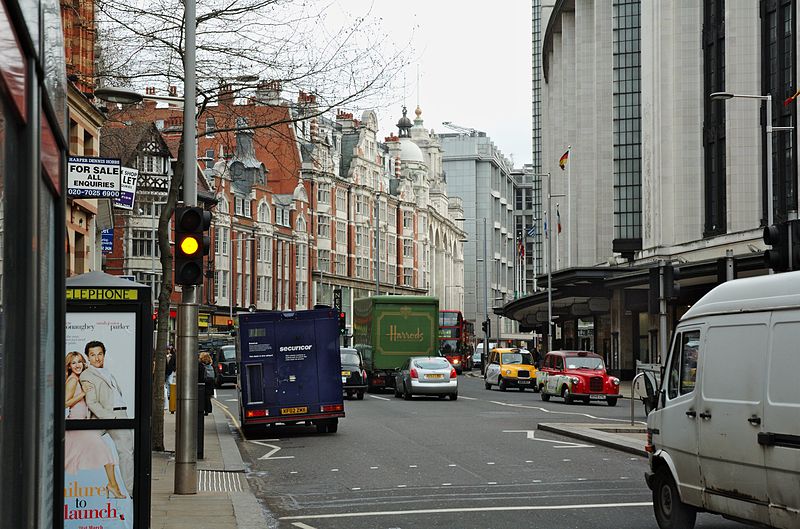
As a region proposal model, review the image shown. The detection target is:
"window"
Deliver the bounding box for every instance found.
[355,194,366,215]
[356,226,367,248]
[131,229,158,257]
[204,148,214,169]
[336,189,347,212]
[317,215,331,238]
[276,207,291,227]
[403,267,413,286]
[704,0,726,235]
[295,244,308,308]
[403,210,413,230]
[356,257,368,279]
[336,221,347,244]
[403,238,413,257]
[215,270,228,300]
[667,331,701,399]
[318,250,331,272]
[317,183,331,205]
[205,117,216,138]
[335,254,347,275]
[258,203,270,223]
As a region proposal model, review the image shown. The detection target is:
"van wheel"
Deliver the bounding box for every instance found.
[653,467,696,529]
[540,391,550,402]
[327,419,338,434]
[498,377,507,391]
[561,385,573,404]
[607,397,618,407]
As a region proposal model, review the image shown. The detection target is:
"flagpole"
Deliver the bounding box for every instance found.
[567,146,572,268]
[555,202,560,270]
[546,174,553,352]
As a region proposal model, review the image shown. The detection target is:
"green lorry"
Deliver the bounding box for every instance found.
[352,295,439,391]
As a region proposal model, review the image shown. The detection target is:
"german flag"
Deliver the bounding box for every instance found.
[784,88,800,107]
[559,149,569,170]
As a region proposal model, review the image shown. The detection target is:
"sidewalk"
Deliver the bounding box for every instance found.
[150,403,277,529]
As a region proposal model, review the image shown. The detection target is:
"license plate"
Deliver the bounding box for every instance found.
[280,406,308,415]
[589,394,607,400]
[517,380,530,384]
[341,371,351,376]
[427,373,444,379]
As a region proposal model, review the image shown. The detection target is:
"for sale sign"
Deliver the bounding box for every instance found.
[68,156,122,198]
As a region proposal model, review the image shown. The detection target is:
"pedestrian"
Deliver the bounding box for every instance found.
[198,352,215,415]
[164,347,176,410]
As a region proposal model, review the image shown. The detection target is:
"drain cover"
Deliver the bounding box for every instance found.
[197,470,243,492]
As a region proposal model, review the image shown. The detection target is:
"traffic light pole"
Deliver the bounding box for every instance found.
[175,0,198,495]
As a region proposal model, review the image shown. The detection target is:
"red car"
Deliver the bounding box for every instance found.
[537,350,620,406]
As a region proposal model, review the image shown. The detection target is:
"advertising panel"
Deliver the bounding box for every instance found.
[101,229,114,254]
[113,167,138,210]
[64,311,137,528]
[67,156,121,198]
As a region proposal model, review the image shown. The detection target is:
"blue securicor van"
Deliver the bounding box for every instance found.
[236,308,345,436]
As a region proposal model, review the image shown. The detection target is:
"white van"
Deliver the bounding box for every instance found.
[646,271,800,529]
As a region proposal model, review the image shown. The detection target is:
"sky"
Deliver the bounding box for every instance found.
[329,1,533,167]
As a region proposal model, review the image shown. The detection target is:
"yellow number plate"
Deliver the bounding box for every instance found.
[427,373,444,379]
[280,407,308,415]
[341,371,351,376]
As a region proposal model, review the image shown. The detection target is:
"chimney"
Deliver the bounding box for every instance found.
[168,86,177,97]
[144,87,157,109]
[219,83,235,105]
[255,80,281,106]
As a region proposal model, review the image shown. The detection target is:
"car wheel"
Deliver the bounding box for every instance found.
[394,384,402,398]
[484,379,492,390]
[653,467,696,529]
[403,383,412,400]
[607,397,618,407]
[582,397,590,404]
[450,392,458,401]
[540,391,550,402]
[519,386,525,392]
[561,385,573,404]
[357,390,365,400]
[498,377,507,391]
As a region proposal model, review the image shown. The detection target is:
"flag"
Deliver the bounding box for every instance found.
[785,88,800,107]
[527,224,536,237]
[518,239,525,260]
[556,206,562,234]
[559,148,570,170]
[543,212,549,239]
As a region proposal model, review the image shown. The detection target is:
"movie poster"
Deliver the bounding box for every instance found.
[64,312,136,528]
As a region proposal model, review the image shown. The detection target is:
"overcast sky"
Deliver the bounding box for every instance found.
[328,1,533,167]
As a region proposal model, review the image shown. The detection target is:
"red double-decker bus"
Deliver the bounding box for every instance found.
[438,310,476,373]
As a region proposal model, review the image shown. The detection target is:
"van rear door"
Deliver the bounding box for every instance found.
[274,313,321,410]
[697,315,769,525]
[763,311,800,529]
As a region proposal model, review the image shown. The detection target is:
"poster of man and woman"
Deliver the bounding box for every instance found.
[64,312,137,528]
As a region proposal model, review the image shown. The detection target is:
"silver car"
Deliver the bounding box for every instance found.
[394,356,458,400]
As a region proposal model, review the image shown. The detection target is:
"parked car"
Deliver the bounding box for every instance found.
[212,344,238,388]
[537,351,619,405]
[394,356,458,400]
[340,347,367,400]
[484,348,537,391]
[646,272,800,529]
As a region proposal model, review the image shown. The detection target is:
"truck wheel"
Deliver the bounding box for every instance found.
[498,377,507,391]
[315,421,328,434]
[403,383,412,400]
[607,397,618,407]
[327,419,339,434]
[653,467,696,529]
[357,390,365,400]
[540,391,550,402]
[561,385,573,404]
[241,424,260,439]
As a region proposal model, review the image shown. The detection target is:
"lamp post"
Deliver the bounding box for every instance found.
[374,192,381,295]
[456,217,489,369]
[230,235,256,321]
[709,92,794,229]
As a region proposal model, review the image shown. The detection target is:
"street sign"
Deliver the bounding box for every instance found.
[333,288,342,312]
[67,156,121,198]
[101,228,114,254]
[113,166,139,210]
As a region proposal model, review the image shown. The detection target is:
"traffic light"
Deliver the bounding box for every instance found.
[481,319,491,336]
[763,222,790,272]
[174,206,212,285]
[339,311,346,334]
[663,264,680,301]
[648,266,660,314]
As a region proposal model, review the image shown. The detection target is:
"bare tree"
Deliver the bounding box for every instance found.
[95,0,412,450]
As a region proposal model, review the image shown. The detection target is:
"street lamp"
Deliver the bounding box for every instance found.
[709,91,794,228]
[456,217,489,368]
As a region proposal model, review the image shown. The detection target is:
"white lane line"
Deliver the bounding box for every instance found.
[351,487,361,491]
[488,400,645,425]
[292,523,318,529]
[370,466,379,470]
[397,485,407,488]
[448,464,457,467]
[225,398,238,402]
[250,440,295,460]
[369,395,391,401]
[487,482,497,485]
[331,469,339,472]
[442,483,452,486]
[409,465,418,468]
[525,460,534,463]
[503,430,594,449]
[279,502,654,521]
[459,396,478,400]
[487,462,495,465]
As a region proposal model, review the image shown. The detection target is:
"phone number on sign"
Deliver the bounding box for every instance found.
[68,188,120,198]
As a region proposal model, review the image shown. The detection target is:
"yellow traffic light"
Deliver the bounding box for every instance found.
[180,235,200,255]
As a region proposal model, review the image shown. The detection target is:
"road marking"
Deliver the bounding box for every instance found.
[351,487,361,491]
[442,483,452,486]
[409,465,417,468]
[487,462,495,465]
[525,460,533,463]
[279,502,654,521]
[489,400,645,424]
[331,469,339,472]
[225,398,238,402]
[487,482,497,485]
[459,396,477,400]
[369,395,391,401]
[503,430,594,449]
[448,464,457,467]
[250,440,295,460]
[290,471,298,474]
[370,466,379,470]
[292,523,317,529]
[397,485,407,488]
